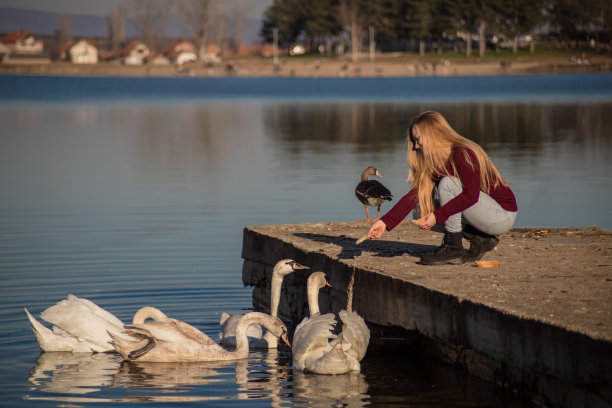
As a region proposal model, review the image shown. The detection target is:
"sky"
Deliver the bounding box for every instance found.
[0,0,273,18]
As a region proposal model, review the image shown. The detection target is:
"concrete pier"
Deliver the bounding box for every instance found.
[241,221,612,408]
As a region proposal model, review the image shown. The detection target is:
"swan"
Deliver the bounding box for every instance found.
[110,309,290,362]
[355,166,393,221]
[292,271,369,375]
[219,259,308,349]
[24,294,161,353]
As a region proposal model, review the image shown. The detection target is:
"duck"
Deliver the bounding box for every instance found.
[24,294,161,353]
[292,272,370,375]
[355,166,393,221]
[110,309,290,362]
[219,259,308,349]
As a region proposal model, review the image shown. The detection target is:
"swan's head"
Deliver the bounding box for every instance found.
[308,271,332,291]
[273,259,309,278]
[264,315,291,348]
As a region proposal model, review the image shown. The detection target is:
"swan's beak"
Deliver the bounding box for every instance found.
[281,333,291,348]
[292,262,309,271]
[326,280,332,288]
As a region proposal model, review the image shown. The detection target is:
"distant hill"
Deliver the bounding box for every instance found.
[0,7,263,44]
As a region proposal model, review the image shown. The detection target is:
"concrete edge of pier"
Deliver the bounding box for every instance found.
[241,222,612,408]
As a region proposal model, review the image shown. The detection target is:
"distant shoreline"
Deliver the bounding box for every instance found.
[1,54,611,78]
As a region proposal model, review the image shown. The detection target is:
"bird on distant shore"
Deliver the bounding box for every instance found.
[355,166,393,221]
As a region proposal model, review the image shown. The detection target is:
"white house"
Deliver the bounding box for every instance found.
[106,42,150,65]
[2,30,43,54]
[58,40,98,64]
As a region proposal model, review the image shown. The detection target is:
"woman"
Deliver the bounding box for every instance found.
[368,111,517,265]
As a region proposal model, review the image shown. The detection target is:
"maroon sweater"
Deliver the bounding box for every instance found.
[380,147,517,231]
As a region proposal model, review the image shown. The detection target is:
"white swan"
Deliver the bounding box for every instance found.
[25,295,166,353]
[292,272,370,375]
[110,309,290,362]
[219,259,308,349]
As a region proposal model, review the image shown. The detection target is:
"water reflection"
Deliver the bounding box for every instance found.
[263,102,612,154]
[26,349,371,406]
[28,352,121,394]
[292,371,370,407]
[115,359,233,389]
[26,350,294,405]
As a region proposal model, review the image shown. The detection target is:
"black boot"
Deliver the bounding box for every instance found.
[463,225,500,262]
[419,231,465,265]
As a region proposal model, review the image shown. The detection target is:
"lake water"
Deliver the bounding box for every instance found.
[1,73,611,407]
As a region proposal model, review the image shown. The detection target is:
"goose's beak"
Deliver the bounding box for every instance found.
[375,170,383,178]
[281,333,291,348]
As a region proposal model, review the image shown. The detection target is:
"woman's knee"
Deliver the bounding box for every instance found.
[438,177,462,203]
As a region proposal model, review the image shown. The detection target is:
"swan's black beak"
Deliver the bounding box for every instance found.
[281,332,291,348]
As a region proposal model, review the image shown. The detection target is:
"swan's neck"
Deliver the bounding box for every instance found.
[307,284,321,316]
[235,313,275,357]
[132,307,168,324]
[269,273,284,317]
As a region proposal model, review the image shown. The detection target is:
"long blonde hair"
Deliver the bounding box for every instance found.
[406,111,508,215]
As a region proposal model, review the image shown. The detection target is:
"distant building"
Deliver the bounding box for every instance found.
[2,30,43,54]
[164,40,197,65]
[0,42,10,62]
[105,41,149,65]
[236,44,279,57]
[57,39,98,64]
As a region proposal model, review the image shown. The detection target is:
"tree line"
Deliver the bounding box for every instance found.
[260,0,612,59]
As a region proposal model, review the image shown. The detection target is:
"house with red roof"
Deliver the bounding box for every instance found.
[57,40,98,64]
[164,40,197,65]
[1,30,43,54]
[105,42,150,65]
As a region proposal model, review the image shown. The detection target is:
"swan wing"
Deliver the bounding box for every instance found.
[113,320,231,362]
[39,295,125,350]
[25,308,102,352]
[304,341,360,375]
[338,310,370,361]
[292,313,337,366]
[68,295,125,327]
[127,319,217,346]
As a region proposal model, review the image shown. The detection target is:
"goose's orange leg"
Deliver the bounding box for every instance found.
[362,206,372,222]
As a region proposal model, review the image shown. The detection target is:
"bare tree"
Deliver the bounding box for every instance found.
[177,0,212,60]
[224,0,253,54]
[58,13,72,46]
[108,6,126,51]
[338,0,366,61]
[129,0,172,57]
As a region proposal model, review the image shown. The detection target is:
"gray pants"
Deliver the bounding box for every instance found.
[433,176,517,235]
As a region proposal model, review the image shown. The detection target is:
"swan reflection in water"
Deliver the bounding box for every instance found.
[25,350,292,404]
[28,352,122,394]
[292,370,370,407]
[26,349,369,405]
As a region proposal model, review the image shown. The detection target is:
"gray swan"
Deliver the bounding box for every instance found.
[110,309,290,362]
[219,259,308,349]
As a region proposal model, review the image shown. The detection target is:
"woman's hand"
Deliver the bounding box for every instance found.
[368,220,387,239]
[417,213,436,230]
